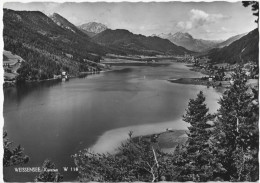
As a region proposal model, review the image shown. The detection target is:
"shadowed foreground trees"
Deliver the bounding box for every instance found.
[172,91,226,181]
[3,131,63,182]
[34,159,63,182]
[73,135,176,182]
[242,1,259,23]
[212,68,259,181]
[3,131,29,167]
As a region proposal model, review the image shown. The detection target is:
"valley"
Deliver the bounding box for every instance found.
[2,2,259,182]
[3,8,258,87]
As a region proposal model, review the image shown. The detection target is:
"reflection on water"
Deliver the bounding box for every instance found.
[4,80,61,111]
[3,62,221,182]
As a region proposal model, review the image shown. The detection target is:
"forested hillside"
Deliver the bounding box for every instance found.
[93,29,193,56]
[216,33,247,48]
[3,9,106,81]
[207,29,258,64]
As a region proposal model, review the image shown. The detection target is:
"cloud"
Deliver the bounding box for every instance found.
[177,9,230,30]
[177,21,192,30]
[220,27,232,33]
[190,9,209,28]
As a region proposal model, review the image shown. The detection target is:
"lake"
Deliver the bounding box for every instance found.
[3,62,222,182]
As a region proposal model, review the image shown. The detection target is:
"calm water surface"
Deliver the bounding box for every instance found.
[3,62,221,181]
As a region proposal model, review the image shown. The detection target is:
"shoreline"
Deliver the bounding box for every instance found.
[167,63,231,89]
[3,69,113,89]
[168,77,230,89]
[168,77,209,86]
[90,118,189,154]
[132,130,188,154]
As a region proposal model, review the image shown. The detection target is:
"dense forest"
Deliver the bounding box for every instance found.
[3,9,105,81]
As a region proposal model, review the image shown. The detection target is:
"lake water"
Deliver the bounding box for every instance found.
[3,62,222,182]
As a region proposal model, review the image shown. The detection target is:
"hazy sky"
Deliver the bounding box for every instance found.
[4,1,258,40]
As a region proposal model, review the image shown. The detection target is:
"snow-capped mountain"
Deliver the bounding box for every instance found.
[78,22,108,36]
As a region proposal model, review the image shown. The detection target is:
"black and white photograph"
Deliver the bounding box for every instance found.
[2,0,259,182]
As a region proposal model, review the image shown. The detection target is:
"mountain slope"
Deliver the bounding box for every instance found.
[93,29,193,55]
[50,13,85,35]
[216,33,247,48]
[207,29,258,64]
[79,29,97,37]
[3,9,107,81]
[157,32,221,52]
[78,22,107,37]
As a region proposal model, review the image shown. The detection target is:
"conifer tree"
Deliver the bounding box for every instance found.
[212,68,259,181]
[173,91,225,181]
[242,1,259,23]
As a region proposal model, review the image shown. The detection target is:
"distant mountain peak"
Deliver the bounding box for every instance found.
[156,31,242,52]
[173,32,193,39]
[78,22,107,34]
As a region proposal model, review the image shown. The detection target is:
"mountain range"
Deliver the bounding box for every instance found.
[3,9,194,81]
[156,32,247,52]
[92,29,193,55]
[3,8,258,81]
[77,22,192,55]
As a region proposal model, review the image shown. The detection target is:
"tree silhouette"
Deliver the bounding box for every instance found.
[242,1,259,23]
[3,131,29,167]
[35,159,63,182]
[173,91,225,181]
